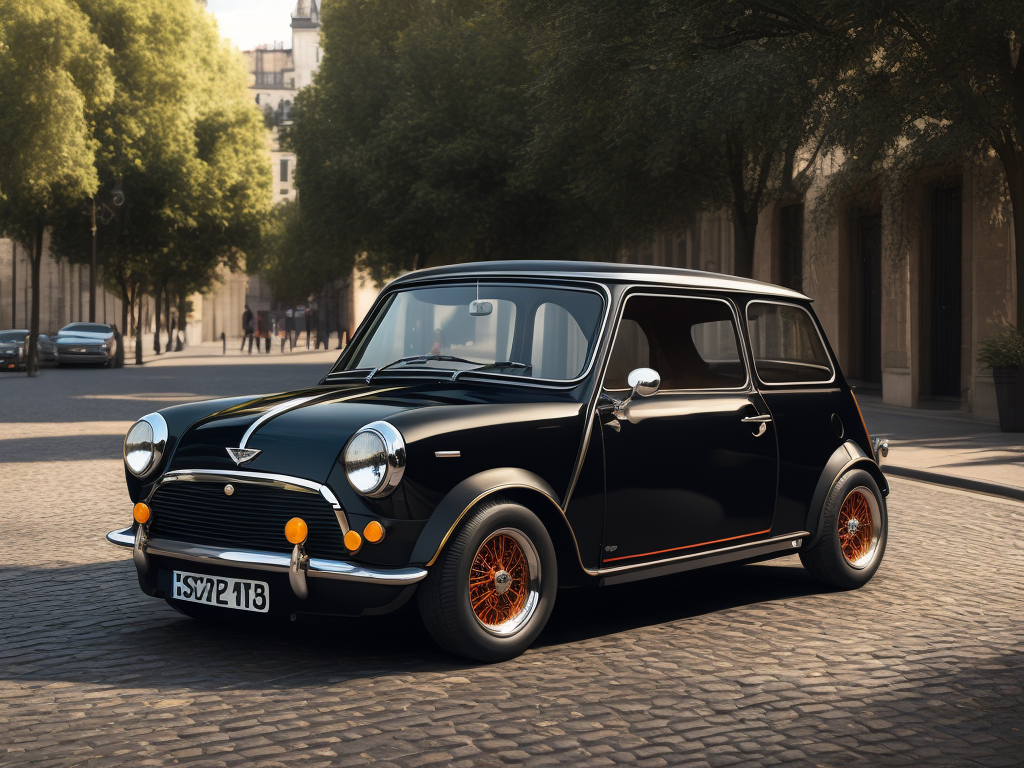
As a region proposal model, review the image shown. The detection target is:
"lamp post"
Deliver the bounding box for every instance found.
[89,195,97,322]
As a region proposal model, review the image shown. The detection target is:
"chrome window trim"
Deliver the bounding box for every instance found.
[745,299,837,386]
[326,279,613,389]
[145,468,352,534]
[600,291,754,395]
[106,528,427,585]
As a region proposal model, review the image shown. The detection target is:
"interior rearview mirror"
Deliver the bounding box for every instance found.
[469,300,493,316]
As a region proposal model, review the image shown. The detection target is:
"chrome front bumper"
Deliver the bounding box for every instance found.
[106,526,427,587]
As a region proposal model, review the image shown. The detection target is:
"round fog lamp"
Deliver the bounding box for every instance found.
[285,517,308,545]
[344,530,363,552]
[133,503,151,524]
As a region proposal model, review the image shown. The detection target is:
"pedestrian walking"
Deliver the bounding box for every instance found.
[285,309,295,351]
[305,304,315,349]
[241,305,254,354]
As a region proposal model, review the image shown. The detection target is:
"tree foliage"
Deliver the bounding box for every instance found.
[702,0,1024,319]
[290,0,607,283]
[0,0,113,373]
[44,0,270,360]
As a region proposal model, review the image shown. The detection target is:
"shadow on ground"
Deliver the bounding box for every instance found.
[0,557,824,687]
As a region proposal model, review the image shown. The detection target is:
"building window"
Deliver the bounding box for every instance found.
[280,159,289,182]
[280,189,289,195]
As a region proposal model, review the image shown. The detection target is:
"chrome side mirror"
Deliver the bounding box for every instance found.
[605,368,661,425]
[627,367,661,399]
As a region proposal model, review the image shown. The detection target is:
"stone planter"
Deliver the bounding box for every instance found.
[992,367,1024,432]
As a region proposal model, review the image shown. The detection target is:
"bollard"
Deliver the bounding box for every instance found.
[221,331,226,355]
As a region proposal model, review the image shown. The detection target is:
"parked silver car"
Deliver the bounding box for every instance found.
[55,323,118,366]
[0,329,57,370]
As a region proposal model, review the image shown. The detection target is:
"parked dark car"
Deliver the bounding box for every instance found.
[0,329,56,370]
[55,322,118,366]
[107,262,889,661]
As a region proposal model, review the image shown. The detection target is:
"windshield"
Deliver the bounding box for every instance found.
[60,323,110,334]
[339,283,605,382]
[0,331,27,342]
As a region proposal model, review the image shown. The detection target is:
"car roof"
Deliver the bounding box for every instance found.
[388,260,809,300]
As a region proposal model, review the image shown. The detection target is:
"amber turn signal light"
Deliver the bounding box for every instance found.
[344,530,362,551]
[363,521,385,544]
[284,517,308,545]
[133,503,151,525]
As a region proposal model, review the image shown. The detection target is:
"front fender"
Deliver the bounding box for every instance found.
[804,441,889,548]
[409,468,562,567]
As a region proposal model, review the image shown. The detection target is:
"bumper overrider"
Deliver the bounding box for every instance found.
[107,469,427,617]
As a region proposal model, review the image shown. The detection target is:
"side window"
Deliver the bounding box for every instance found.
[746,302,834,384]
[531,302,589,379]
[604,295,746,391]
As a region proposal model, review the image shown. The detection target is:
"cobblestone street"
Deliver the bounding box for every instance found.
[1,360,1023,767]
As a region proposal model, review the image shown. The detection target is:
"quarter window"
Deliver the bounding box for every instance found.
[746,302,834,384]
[605,295,746,391]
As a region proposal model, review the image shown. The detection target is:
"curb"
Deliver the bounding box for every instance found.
[883,464,1024,503]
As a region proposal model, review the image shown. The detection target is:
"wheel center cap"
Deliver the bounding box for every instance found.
[846,519,860,534]
[494,570,511,594]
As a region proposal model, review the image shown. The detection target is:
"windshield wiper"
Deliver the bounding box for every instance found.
[365,354,482,384]
[450,361,531,382]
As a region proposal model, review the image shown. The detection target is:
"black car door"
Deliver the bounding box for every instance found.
[599,293,779,568]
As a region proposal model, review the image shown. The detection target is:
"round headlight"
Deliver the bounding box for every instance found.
[124,413,168,478]
[344,421,406,497]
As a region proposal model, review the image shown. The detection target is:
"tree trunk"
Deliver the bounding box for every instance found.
[119,280,130,341]
[135,284,144,365]
[177,291,188,349]
[153,285,163,355]
[993,141,1024,326]
[730,210,756,279]
[26,219,43,378]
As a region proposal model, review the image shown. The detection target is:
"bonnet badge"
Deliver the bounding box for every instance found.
[226,447,262,466]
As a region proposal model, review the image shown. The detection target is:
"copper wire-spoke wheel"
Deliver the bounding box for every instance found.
[837,487,880,568]
[467,528,540,636]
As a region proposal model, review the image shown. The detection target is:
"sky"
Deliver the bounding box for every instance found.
[206,0,294,52]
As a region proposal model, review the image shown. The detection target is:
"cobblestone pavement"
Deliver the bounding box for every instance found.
[1,362,1023,767]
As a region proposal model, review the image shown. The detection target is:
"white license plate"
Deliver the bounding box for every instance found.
[172,570,270,613]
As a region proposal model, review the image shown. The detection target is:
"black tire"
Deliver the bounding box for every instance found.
[417,497,558,662]
[800,468,887,589]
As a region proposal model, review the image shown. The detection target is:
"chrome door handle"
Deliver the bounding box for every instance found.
[741,414,772,437]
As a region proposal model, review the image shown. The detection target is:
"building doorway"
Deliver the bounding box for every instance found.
[778,203,804,292]
[928,184,963,400]
[851,212,883,386]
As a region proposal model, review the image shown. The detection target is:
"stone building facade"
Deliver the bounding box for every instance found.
[623,157,1017,424]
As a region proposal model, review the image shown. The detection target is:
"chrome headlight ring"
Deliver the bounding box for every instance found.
[343,420,406,498]
[123,413,169,478]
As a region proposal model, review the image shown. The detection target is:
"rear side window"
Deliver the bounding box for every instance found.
[746,302,834,384]
[605,295,747,391]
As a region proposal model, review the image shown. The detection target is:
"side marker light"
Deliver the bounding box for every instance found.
[363,521,385,544]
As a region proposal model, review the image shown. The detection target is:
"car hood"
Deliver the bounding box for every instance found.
[56,334,109,344]
[165,382,581,483]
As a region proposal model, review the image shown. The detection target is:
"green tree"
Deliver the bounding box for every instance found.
[0,0,113,374]
[290,0,600,283]
[704,1,1024,321]
[514,0,832,277]
[49,0,270,362]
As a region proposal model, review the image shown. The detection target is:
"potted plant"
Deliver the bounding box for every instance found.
[978,324,1024,432]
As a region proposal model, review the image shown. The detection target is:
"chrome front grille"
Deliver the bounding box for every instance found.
[148,480,347,559]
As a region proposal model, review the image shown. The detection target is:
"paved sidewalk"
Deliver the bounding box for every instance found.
[859,396,1024,501]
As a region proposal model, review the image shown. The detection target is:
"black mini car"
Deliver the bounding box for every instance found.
[108,262,889,661]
